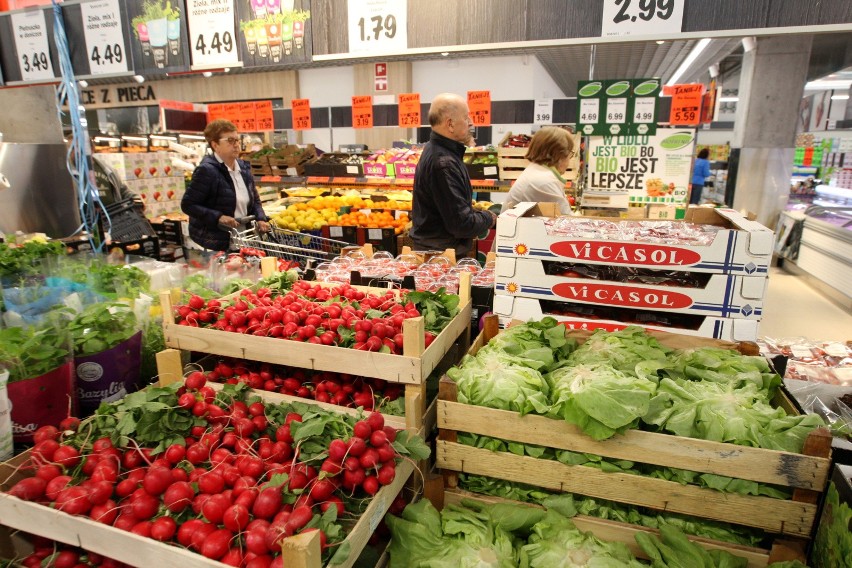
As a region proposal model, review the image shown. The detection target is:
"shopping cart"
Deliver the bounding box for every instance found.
[228,220,350,269]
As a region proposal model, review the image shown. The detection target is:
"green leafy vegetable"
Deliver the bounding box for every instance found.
[661,348,781,391]
[567,326,671,375]
[450,352,551,416]
[479,318,575,372]
[812,481,852,568]
[0,239,65,277]
[222,278,256,295]
[258,269,299,293]
[404,288,460,334]
[548,363,658,440]
[635,523,748,568]
[0,324,71,382]
[68,302,138,356]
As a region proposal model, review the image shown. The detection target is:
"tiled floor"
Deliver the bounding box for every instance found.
[759,267,852,341]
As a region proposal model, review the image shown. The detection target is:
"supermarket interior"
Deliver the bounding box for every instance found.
[0,1,851,567]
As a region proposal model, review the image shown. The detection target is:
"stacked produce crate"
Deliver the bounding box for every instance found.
[94,152,186,219]
[491,202,774,341]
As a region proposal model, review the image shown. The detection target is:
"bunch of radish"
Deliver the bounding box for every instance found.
[206,358,403,411]
[174,281,438,353]
[12,535,127,568]
[4,373,424,567]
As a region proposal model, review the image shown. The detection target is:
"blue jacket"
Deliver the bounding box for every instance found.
[691,157,712,186]
[181,155,268,251]
[410,132,492,256]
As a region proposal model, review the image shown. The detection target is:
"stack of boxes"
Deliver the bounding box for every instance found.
[491,203,774,342]
[94,152,186,218]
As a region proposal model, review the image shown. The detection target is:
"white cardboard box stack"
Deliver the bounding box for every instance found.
[491,202,774,341]
[94,152,185,218]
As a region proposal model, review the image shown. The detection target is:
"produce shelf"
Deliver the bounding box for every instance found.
[436,316,832,564]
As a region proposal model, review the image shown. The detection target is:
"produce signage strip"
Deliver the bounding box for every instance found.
[2,378,428,566]
[172,280,461,351]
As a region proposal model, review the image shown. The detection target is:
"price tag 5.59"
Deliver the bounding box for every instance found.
[80,0,129,75]
[10,10,54,82]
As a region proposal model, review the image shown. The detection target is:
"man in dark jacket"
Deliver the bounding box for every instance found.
[410,93,497,257]
[181,119,270,251]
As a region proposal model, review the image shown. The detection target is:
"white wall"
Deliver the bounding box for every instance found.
[297,66,357,151]
[696,129,735,146]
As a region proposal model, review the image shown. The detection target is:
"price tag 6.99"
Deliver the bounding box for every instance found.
[606,98,627,124]
[10,10,54,82]
[80,0,129,75]
[348,0,407,54]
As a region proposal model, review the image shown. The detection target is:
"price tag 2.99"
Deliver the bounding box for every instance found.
[186,0,239,69]
[601,0,684,37]
[348,0,407,54]
[10,10,54,82]
[80,0,129,75]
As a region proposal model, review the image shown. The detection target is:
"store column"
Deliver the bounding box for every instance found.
[729,35,813,228]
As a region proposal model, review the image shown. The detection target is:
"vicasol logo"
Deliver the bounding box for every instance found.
[549,241,702,266]
[552,283,693,309]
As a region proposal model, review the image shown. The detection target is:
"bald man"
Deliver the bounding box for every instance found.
[410,93,497,257]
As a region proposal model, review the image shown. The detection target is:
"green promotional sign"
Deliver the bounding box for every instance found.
[578,78,659,136]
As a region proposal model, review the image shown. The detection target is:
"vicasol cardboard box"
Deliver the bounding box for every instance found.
[492,294,760,341]
[496,203,774,275]
[494,256,767,319]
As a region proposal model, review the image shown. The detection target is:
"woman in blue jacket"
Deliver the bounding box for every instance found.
[690,148,711,205]
[181,119,270,251]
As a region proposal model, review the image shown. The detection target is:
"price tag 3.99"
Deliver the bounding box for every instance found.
[10,10,54,82]
[80,0,129,75]
[534,99,554,125]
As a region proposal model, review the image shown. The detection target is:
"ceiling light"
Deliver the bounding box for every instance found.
[805,80,852,90]
[708,64,720,78]
[441,52,449,57]
[224,68,231,73]
[78,80,88,88]
[831,94,850,101]
[665,38,712,86]
[718,97,738,102]
[656,40,665,45]
[741,37,756,53]
[133,75,145,83]
[202,72,213,78]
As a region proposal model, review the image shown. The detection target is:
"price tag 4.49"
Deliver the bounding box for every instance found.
[80,0,129,75]
[186,0,239,68]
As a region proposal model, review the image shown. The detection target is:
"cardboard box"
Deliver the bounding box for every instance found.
[492,294,760,341]
[494,256,767,319]
[322,224,359,245]
[359,227,398,255]
[363,162,394,177]
[496,202,774,275]
[394,162,417,178]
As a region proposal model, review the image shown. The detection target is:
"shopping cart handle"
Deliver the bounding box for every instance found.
[218,216,256,231]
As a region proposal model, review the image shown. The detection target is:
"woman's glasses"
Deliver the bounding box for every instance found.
[219,137,241,145]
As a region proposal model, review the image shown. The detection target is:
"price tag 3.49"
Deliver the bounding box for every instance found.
[10,9,54,82]
[80,0,129,75]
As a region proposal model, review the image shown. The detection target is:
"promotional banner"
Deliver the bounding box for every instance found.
[236,0,312,68]
[586,128,696,205]
[125,0,190,75]
[398,92,420,127]
[352,95,373,128]
[669,84,704,125]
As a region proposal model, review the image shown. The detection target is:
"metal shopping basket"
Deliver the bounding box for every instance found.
[229,221,349,269]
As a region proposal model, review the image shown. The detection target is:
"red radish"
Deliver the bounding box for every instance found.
[45,475,72,500]
[164,444,186,464]
[36,464,62,482]
[201,529,233,560]
[178,393,197,409]
[132,520,152,537]
[142,467,173,496]
[320,495,345,516]
[223,503,250,532]
[150,516,177,541]
[220,548,244,566]
[202,493,231,524]
[246,555,273,568]
[113,514,139,532]
[114,478,137,498]
[377,464,396,486]
[328,439,347,462]
[343,468,366,490]
[32,439,60,462]
[362,475,380,495]
[90,500,118,525]
[309,479,337,501]
[185,371,206,390]
[191,522,218,551]
[60,417,81,432]
[130,493,159,520]
[52,550,80,568]
[198,471,226,494]
[252,487,282,519]
[163,481,195,513]
[369,430,388,447]
[8,477,46,501]
[33,425,59,444]
[55,486,92,515]
[52,445,81,468]
[359,448,380,470]
[287,505,313,532]
[85,480,113,505]
[347,437,367,457]
[177,519,204,547]
[377,443,396,463]
[383,425,398,442]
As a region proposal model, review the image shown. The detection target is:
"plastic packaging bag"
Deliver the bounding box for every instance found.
[0,367,12,461]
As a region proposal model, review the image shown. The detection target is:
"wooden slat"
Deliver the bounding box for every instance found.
[442,488,772,568]
[280,530,321,568]
[436,441,817,536]
[437,401,830,490]
[155,348,184,387]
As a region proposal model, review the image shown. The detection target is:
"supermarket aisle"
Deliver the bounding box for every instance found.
[760,267,852,341]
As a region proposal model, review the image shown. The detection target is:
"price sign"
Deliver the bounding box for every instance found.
[347,0,407,54]
[352,95,373,129]
[237,102,257,132]
[10,9,54,82]
[398,93,420,126]
[601,0,684,38]
[632,98,656,123]
[467,90,491,126]
[534,99,554,125]
[291,98,312,130]
[579,98,600,125]
[81,0,129,75]
[207,103,225,122]
[606,98,627,124]
[669,84,703,125]
[255,101,274,131]
[186,0,239,69]
[577,80,606,135]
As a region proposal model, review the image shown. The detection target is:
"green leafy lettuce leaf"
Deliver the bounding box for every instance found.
[812,481,852,568]
[566,326,671,375]
[450,352,551,416]
[662,347,781,391]
[634,523,748,568]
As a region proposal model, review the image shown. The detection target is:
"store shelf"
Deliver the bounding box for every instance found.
[255,174,514,192]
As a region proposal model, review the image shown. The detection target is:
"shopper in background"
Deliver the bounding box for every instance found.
[501,127,576,215]
[410,93,497,258]
[690,148,712,205]
[181,119,270,252]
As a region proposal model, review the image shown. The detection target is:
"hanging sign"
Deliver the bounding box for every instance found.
[352,95,373,128]
[398,93,420,127]
[669,84,704,125]
[534,99,553,125]
[206,102,225,122]
[235,101,257,132]
[236,0,313,68]
[255,100,274,131]
[291,98,312,130]
[80,0,130,75]
[585,128,695,206]
[629,78,659,136]
[10,9,55,82]
[186,0,240,69]
[347,0,407,54]
[467,90,491,126]
[125,0,191,75]
[601,0,684,38]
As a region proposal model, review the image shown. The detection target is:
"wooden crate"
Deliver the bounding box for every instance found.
[497,145,580,182]
[436,316,832,564]
[159,269,472,435]
[0,392,415,568]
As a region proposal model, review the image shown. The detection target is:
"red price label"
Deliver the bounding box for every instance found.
[467,90,491,126]
[291,98,311,131]
[255,101,274,131]
[352,95,373,129]
[669,84,704,126]
[398,93,421,127]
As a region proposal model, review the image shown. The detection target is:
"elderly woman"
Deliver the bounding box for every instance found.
[181,119,270,252]
[501,127,576,214]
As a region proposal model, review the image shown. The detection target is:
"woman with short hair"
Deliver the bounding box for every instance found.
[501,127,576,215]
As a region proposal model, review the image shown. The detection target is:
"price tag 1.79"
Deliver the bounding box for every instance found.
[80,0,129,75]
[186,0,239,69]
[347,0,407,54]
[10,10,54,82]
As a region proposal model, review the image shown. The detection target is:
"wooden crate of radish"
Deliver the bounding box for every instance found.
[0,372,428,568]
[160,270,472,436]
[436,316,832,567]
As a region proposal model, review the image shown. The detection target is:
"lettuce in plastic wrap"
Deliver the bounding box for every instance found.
[450,352,551,416]
[567,326,671,375]
[548,363,658,440]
